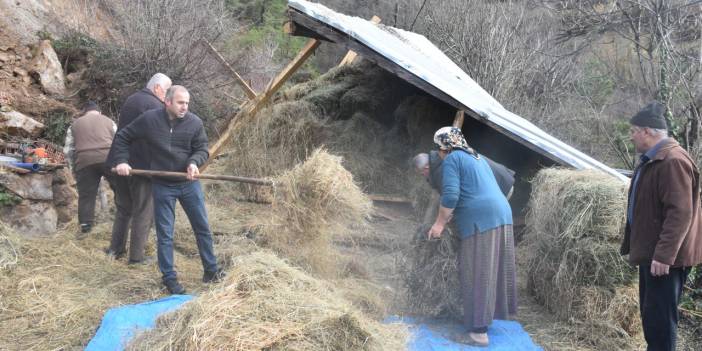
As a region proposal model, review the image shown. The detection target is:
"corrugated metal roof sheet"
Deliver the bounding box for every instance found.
[288,0,628,182]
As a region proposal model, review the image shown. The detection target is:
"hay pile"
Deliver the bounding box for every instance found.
[127,251,408,351]
[523,168,640,349]
[403,223,462,318]
[0,221,19,270]
[250,148,371,276]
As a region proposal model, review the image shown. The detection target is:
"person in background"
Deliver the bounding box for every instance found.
[111,85,224,294]
[621,101,702,351]
[63,101,116,236]
[106,73,172,264]
[426,126,517,347]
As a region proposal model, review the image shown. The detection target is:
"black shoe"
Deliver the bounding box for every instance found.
[80,223,92,233]
[104,248,126,259]
[128,256,156,266]
[202,268,226,283]
[163,279,186,294]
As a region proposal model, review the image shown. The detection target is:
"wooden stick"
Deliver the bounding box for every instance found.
[116,169,273,186]
[338,16,382,66]
[204,38,321,170]
[453,110,464,128]
[368,194,412,204]
[200,39,257,100]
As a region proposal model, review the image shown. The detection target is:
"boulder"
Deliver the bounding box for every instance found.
[0,109,45,137]
[30,40,65,96]
[0,172,53,200]
[52,168,77,224]
[0,200,57,236]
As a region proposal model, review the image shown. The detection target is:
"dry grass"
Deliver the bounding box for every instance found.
[0,221,19,270]
[523,168,641,350]
[402,222,462,319]
[127,251,408,351]
[250,148,372,277]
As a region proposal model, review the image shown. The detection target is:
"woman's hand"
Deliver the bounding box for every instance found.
[427,223,444,240]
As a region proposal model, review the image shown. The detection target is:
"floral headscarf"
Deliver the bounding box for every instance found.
[433,126,470,151]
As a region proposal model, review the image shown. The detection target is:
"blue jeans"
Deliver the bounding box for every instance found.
[152,180,218,282]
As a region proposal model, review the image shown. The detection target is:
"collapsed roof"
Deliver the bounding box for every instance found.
[286,0,628,182]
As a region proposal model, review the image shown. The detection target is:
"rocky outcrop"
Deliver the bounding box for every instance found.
[52,168,77,224]
[0,200,57,236]
[0,108,45,137]
[30,40,65,96]
[0,172,53,200]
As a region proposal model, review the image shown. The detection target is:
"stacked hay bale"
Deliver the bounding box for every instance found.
[127,251,408,351]
[523,168,640,349]
[249,148,372,277]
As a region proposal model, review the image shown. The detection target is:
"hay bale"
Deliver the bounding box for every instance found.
[251,149,372,276]
[0,220,19,270]
[523,168,639,349]
[127,251,408,351]
[403,223,462,319]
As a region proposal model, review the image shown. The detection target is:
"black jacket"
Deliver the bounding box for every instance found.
[117,88,164,169]
[111,108,209,184]
[428,150,515,196]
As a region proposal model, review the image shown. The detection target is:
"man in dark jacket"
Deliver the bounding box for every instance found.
[621,101,702,351]
[107,73,171,264]
[414,151,515,198]
[112,85,223,294]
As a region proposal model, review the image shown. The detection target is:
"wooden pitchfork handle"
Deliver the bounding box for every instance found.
[112,168,273,186]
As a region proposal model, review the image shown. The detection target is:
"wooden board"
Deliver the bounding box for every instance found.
[200,39,257,100]
[338,15,382,66]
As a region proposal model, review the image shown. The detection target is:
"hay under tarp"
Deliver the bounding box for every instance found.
[126,251,408,351]
[251,148,372,277]
[523,168,640,350]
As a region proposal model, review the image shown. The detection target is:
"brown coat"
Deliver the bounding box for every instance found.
[70,111,115,171]
[621,138,702,267]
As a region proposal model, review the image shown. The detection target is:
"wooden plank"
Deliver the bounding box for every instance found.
[368,194,412,204]
[203,37,322,170]
[338,15,381,66]
[287,8,565,166]
[200,39,257,100]
[453,110,464,128]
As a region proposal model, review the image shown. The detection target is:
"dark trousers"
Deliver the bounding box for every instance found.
[109,175,153,261]
[152,180,218,282]
[639,265,691,351]
[74,163,107,226]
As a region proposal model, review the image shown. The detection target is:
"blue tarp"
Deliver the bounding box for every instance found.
[388,317,543,351]
[85,295,193,351]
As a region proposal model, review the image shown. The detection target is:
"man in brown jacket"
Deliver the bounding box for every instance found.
[63,101,117,236]
[621,101,702,351]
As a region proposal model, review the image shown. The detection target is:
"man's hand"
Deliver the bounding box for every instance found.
[187,163,199,180]
[115,163,132,176]
[427,223,444,240]
[651,260,670,276]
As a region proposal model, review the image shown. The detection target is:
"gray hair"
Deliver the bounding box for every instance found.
[634,126,668,138]
[146,73,172,91]
[412,153,429,170]
[165,85,189,101]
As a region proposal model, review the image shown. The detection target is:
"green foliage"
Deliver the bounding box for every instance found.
[0,186,21,207]
[42,109,72,145]
[52,32,100,73]
[226,0,307,60]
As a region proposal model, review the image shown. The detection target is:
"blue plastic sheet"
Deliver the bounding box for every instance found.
[85,295,193,351]
[387,317,543,351]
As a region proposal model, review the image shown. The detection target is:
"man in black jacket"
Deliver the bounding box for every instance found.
[107,73,171,264]
[112,85,223,294]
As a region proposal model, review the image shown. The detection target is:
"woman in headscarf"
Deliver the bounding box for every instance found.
[427,126,517,347]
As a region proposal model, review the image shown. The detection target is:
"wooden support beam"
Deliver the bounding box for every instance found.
[453,110,464,128]
[203,37,321,171]
[338,15,382,66]
[200,39,257,100]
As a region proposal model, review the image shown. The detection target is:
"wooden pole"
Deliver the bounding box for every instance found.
[117,169,273,186]
[204,38,321,170]
[452,110,464,128]
[338,16,382,66]
[200,39,257,100]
